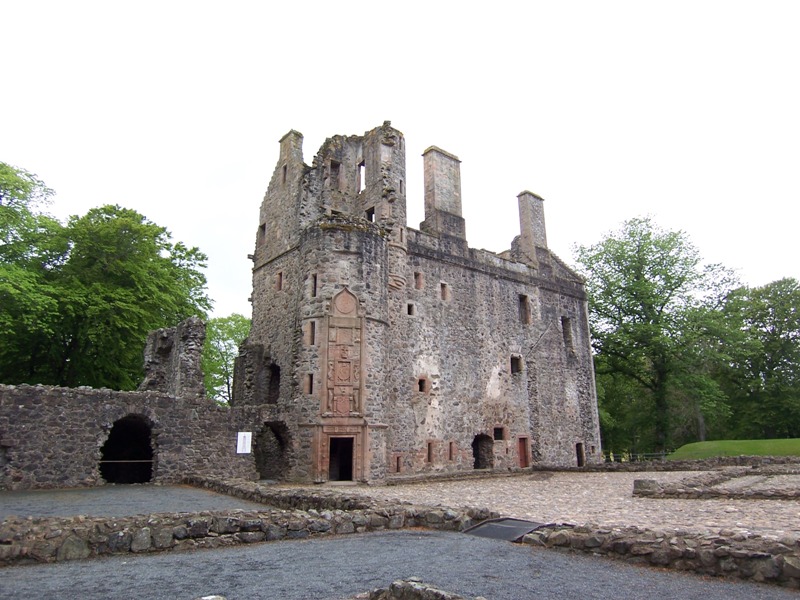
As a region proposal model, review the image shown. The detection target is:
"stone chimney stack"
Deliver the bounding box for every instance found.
[515,191,547,267]
[420,146,466,240]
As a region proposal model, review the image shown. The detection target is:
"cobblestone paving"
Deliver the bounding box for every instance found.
[312,471,800,538]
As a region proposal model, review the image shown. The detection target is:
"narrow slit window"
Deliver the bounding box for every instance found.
[308,321,316,345]
[449,441,456,461]
[311,273,318,297]
[440,282,450,301]
[399,179,404,195]
[562,316,574,354]
[258,223,266,245]
[396,455,401,473]
[282,164,287,184]
[407,303,415,316]
[305,373,314,395]
[276,271,283,291]
[427,442,433,463]
[358,161,366,192]
[329,160,340,189]
[510,355,523,374]
[518,294,531,324]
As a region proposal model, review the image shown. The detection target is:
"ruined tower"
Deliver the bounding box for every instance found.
[235,122,601,483]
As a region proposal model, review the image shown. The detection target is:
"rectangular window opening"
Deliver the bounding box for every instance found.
[510,355,523,374]
[258,223,266,245]
[358,161,366,193]
[399,179,404,195]
[562,316,574,354]
[407,303,415,316]
[518,294,531,324]
[309,321,316,345]
[305,373,314,395]
[417,378,427,393]
[493,427,504,441]
[276,271,283,291]
[414,272,424,289]
[329,160,341,189]
[396,455,402,473]
[426,442,433,463]
[440,282,450,301]
[282,164,287,184]
[365,207,375,222]
[311,273,318,297]
[448,441,456,461]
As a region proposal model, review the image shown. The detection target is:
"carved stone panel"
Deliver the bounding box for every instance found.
[323,289,364,416]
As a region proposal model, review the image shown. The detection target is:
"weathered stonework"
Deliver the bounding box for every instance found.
[235,122,602,484]
[0,384,257,489]
[139,316,206,399]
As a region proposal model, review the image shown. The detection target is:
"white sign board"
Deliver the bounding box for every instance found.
[236,431,252,454]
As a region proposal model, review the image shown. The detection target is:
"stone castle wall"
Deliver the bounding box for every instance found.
[0,384,257,490]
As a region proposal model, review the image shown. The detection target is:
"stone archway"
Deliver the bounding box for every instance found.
[99,414,154,483]
[472,434,494,470]
[254,421,291,480]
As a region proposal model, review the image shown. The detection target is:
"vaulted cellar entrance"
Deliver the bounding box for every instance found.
[472,434,494,469]
[99,414,154,483]
[254,421,291,480]
[328,437,354,481]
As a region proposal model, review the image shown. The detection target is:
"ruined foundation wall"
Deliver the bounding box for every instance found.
[0,384,257,490]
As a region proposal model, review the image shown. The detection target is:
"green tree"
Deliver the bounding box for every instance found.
[721,278,800,439]
[574,217,737,453]
[1,164,211,389]
[202,313,251,403]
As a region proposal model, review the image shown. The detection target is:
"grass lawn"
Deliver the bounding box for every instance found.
[668,438,800,460]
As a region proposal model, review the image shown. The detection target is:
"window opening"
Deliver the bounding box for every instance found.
[399,179,404,195]
[396,455,402,473]
[449,441,456,461]
[329,160,341,189]
[510,355,523,374]
[266,364,280,403]
[417,378,427,393]
[258,223,266,245]
[365,207,375,222]
[358,161,366,192]
[308,321,316,345]
[493,427,504,441]
[305,373,314,395]
[440,282,450,301]
[276,271,283,291]
[311,274,318,297]
[407,303,415,316]
[562,316,574,354]
[414,272,424,289]
[427,442,433,463]
[282,164,287,184]
[518,294,530,324]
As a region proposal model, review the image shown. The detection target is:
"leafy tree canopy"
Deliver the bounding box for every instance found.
[575,217,738,452]
[202,313,251,403]
[0,163,211,390]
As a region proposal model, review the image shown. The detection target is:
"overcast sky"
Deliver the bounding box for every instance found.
[3,1,798,318]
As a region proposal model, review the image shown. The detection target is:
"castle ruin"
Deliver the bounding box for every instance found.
[233,121,602,482]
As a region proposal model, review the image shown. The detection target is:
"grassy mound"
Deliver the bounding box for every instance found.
[668,439,800,460]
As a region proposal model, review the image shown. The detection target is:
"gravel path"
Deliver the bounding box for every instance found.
[1,530,794,600]
[0,484,267,520]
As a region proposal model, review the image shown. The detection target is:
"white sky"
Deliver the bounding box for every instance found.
[3,1,799,318]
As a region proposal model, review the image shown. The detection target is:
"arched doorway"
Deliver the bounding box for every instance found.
[99,415,154,483]
[254,421,291,480]
[472,434,494,469]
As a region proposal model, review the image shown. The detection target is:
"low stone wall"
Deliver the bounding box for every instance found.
[633,466,800,500]
[0,479,496,566]
[521,523,800,588]
[558,455,800,473]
